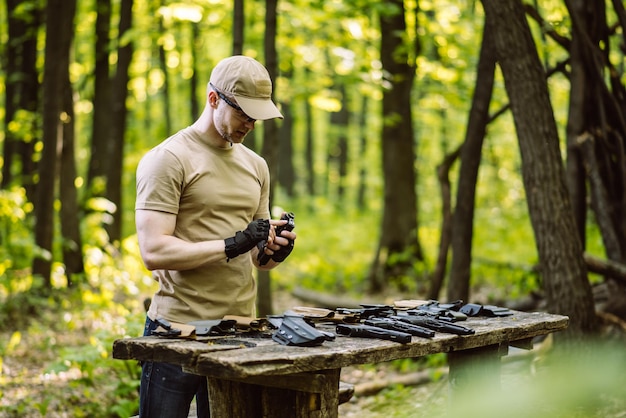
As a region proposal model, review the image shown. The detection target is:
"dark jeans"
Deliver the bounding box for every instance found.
[139,317,209,418]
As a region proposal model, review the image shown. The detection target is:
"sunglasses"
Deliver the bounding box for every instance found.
[210,83,256,123]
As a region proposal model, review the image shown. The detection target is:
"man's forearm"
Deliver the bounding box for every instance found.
[140,236,227,271]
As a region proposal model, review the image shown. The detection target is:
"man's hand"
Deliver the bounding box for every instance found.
[258,212,296,265]
[270,234,295,262]
[225,219,270,260]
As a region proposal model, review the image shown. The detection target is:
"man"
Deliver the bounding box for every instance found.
[135,55,296,418]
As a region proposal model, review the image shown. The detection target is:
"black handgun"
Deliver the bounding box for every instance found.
[336,323,412,344]
[394,314,475,336]
[365,317,435,338]
[258,212,295,266]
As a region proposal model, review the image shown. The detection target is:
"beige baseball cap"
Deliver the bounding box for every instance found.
[209,56,283,120]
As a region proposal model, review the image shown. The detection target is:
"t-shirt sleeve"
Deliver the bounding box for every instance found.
[254,157,272,220]
[135,148,183,215]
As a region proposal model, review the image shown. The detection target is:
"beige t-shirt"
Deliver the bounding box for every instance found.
[136,126,271,323]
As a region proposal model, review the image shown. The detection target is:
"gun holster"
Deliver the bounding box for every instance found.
[271,312,334,347]
[187,319,237,336]
[459,303,513,317]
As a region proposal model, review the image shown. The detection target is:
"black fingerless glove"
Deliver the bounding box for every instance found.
[257,212,296,265]
[270,238,294,262]
[225,219,270,261]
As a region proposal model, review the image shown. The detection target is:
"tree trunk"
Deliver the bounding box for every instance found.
[232,0,244,55]
[105,0,134,243]
[563,0,591,248]
[3,0,41,201]
[446,24,497,302]
[33,0,77,285]
[278,101,295,197]
[3,0,21,189]
[305,78,315,198]
[482,0,598,340]
[369,0,421,293]
[357,95,369,211]
[190,23,200,121]
[329,84,349,202]
[60,67,84,283]
[429,145,461,300]
[257,0,280,317]
[565,0,626,264]
[86,0,112,197]
[157,15,172,136]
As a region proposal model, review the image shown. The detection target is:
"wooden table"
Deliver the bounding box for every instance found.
[113,310,568,417]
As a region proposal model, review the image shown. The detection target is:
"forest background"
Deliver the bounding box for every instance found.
[2,0,626,416]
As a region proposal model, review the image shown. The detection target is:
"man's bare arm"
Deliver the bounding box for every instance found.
[135,209,227,271]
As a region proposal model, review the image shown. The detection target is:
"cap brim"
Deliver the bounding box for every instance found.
[236,96,284,120]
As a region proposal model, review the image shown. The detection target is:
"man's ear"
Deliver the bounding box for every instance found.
[208,91,219,108]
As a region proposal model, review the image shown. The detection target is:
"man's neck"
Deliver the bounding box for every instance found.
[191,111,231,149]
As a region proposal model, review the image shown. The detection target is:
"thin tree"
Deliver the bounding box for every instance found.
[368,0,422,292]
[59,69,84,284]
[329,84,349,202]
[445,24,497,302]
[257,0,280,316]
[304,68,315,198]
[105,0,134,242]
[277,88,295,197]
[233,0,244,55]
[86,0,112,197]
[190,22,200,121]
[356,95,369,211]
[3,0,41,201]
[429,144,460,300]
[157,13,172,136]
[33,0,77,285]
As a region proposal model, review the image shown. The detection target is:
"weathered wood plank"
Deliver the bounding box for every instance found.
[112,336,242,366]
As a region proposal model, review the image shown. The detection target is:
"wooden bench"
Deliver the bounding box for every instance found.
[115,310,567,418]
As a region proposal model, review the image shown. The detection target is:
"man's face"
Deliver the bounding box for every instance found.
[211,89,257,146]
[215,100,256,144]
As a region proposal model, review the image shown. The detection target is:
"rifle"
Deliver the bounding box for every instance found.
[336,323,412,344]
[393,314,475,336]
[364,317,435,338]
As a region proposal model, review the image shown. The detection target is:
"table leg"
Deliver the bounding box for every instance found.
[207,368,341,418]
[447,343,507,407]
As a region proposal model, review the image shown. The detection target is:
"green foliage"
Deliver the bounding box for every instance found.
[0,189,152,415]
[0,187,35,269]
[272,197,380,296]
[276,170,544,301]
[0,188,41,329]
